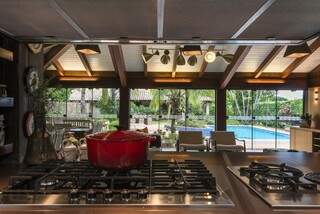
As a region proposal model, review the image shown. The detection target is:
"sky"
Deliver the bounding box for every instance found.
[277,90,303,100]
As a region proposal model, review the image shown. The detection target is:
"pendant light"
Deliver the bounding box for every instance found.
[142,50,159,63]
[176,49,186,65]
[160,50,170,64]
[204,51,216,63]
[187,55,197,66]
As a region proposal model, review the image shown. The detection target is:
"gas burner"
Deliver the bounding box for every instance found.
[239,162,317,193]
[1,160,232,206]
[305,172,320,184]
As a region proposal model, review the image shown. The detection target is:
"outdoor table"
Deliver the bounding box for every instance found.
[69,127,92,139]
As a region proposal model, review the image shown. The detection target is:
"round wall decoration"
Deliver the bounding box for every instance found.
[25,67,40,94]
[23,111,35,137]
[27,43,43,54]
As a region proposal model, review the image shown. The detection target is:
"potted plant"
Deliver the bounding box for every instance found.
[300,113,312,128]
[24,76,57,164]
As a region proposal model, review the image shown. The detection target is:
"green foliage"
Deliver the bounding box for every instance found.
[97,89,118,114]
[46,88,71,102]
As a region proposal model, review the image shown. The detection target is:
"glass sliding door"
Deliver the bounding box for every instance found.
[226,90,253,149]
[252,90,277,150]
[159,89,186,149]
[186,90,215,140]
[276,90,303,149]
[129,89,159,132]
[92,88,119,130]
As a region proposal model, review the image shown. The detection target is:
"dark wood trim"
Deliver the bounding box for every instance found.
[216,89,226,131]
[75,46,93,77]
[220,46,251,89]
[199,46,214,77]
[282,38,320,78]
[44,44,71,69]
[171,46,179,78]
[254,46,284,78]
[119,87,130,130]
[52,60,64,76]
[308,65,320,87]
[108,45,127,88]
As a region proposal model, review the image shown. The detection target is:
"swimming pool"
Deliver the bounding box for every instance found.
[176,125,289,140]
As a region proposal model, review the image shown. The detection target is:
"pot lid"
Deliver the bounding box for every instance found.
[102,130,148,142]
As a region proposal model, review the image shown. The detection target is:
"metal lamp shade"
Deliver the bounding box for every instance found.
[187,55,197,66]
[160,50,170,64]
[176,53,186,65]
[142,53,154,63]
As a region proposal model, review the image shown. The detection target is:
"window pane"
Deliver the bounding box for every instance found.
[92,88,119,130]
[46,88,69,124]
[185,90,215,141]
[277,90,303,149]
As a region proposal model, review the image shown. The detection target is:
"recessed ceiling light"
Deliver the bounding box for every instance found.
[182,45,202,56]
[284,42,311,58]
[75,45,101,55]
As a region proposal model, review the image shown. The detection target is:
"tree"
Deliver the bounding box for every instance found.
[46,88,71,102]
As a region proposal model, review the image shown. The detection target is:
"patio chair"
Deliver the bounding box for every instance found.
[210,131,246,152]
[177,131,207,152]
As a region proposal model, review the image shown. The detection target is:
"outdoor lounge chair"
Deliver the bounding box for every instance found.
[178,131,207,151]
[211,131,246,152]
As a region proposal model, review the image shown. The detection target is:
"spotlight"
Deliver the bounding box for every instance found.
[284,42,311,58]
[75,45,101,55]
[160,50,170,64]
[204,51,216,63]
[142,50,159,63]
[187,55,197,66]
[176,49,186,65]
[216,52,233,64]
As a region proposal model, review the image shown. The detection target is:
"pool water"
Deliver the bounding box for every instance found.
[177,125,289,140]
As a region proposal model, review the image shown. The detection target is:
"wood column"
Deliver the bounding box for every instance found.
[216,89,227,131]
[119,87,130,130]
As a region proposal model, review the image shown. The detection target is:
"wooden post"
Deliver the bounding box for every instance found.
[119,87,130,130]
[216,89,227,131]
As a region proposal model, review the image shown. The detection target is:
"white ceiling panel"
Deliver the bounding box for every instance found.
[122,45,144,72]
[86,45,114,71]
[237,45,275,72]
[58,46,85,71]
[263,46,295,73]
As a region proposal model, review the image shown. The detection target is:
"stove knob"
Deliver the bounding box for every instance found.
[121,189,130,201]
[69,189,80,202]
[103,189,113,202]
[87,189,97,203]
[137,189,148,200]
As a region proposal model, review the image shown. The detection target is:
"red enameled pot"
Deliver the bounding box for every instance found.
[85,129,151,170]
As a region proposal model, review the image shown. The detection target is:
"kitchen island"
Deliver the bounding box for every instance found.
[1,151,320,214]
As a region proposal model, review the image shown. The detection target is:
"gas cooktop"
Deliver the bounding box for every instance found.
[228,162,320,208]
[0,160,234,207]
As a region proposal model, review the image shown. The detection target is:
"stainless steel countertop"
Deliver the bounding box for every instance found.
[1,151,320,214]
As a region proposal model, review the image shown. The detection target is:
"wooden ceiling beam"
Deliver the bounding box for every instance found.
[220,46,252,89]
[171,46,179,78]
[44,44,71,69]
[75,45,93,77]
[108,45,127,88]
[199,46,214,77]
[253,45,284,78]
[282,37,320,78]
[52,60,65,76]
